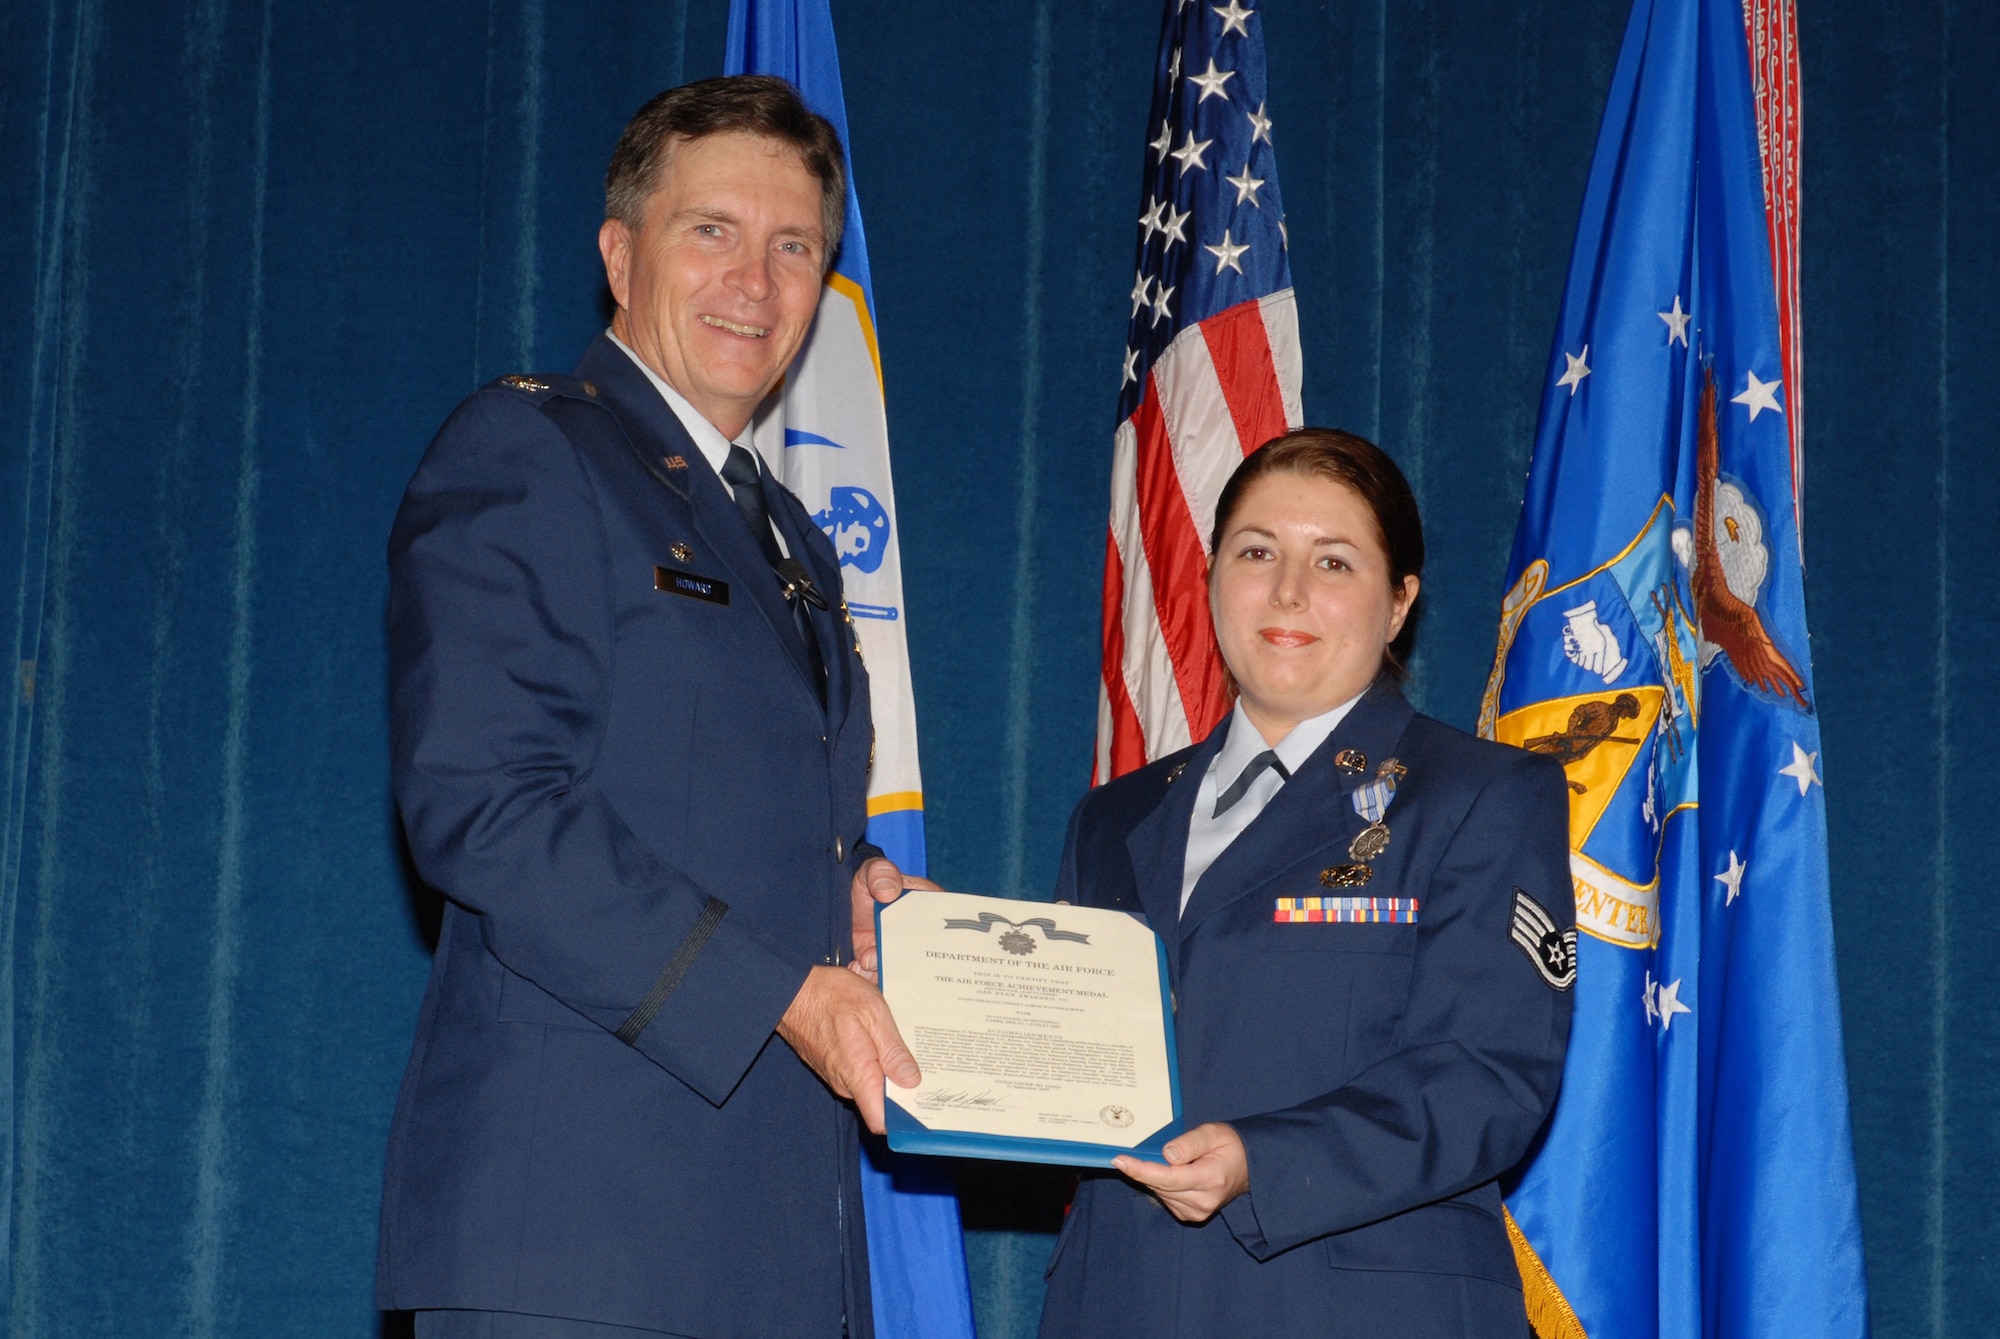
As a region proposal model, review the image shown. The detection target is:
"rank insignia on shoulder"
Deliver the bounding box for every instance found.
[1319,863,1373,888]
[1510,889,1577,990]
[1165,760,1188,784]
[581,380,598,397]
[1277,895,1417,924]
[1335,749,1368,774]
[500,374,550,393]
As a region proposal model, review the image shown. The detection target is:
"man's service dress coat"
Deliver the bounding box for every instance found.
[377,336,877,1337]
[1039,686,1575,1339]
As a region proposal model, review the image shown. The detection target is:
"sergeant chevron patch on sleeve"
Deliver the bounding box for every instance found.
[1511,888,1577,991]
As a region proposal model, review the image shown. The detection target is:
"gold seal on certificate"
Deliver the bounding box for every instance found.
[875,889,1183,1167]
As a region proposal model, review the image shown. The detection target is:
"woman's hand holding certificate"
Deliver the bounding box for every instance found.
[1111,1123,1250,1223]
[874,889,1184,1168]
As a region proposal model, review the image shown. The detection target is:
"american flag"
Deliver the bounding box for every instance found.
[1745,0,1804,534]
[1094,0,1303,783]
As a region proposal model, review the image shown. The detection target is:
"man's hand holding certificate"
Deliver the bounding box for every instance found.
[774,856,940,1136]
[874,890,1183,1167]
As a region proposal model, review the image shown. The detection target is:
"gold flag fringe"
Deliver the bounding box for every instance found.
[1504,1206,1590,1339]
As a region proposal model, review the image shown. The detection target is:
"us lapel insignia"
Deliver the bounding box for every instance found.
[660,455,688,471]
[1319,863,1373,888]
[1335,749,1368,774]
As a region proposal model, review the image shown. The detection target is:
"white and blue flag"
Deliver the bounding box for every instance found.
[725,5,976,1337]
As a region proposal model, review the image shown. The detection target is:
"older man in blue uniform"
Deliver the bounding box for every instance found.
[377,77,923,1338]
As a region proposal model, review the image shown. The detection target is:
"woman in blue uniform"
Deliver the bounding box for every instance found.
[1040,430,1576,1338]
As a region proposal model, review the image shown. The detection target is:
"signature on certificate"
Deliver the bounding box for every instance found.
[916,1088,1012,1112]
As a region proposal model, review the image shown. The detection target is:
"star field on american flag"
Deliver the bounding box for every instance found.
[1096,0,1303,781]
[1117,0,1293,421]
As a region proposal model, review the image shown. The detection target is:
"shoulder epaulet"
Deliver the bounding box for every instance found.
[489,372,604,405]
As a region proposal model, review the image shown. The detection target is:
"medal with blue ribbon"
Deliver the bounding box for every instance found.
[1352,776,1395,824]
[1347,758,1405,863]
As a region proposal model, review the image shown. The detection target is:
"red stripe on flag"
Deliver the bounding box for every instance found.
[1098,528,1148,783]
[1201,301,1292,455]
[1130,382,1232,741]
[1746,0,1804,532]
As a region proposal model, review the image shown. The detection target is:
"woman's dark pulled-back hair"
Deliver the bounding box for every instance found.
[604,75,847,261]
[1209,427,1427,680]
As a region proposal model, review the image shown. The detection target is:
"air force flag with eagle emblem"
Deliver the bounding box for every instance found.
[1479,0,1868,1335]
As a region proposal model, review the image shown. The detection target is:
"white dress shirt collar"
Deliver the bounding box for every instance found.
[606,331,790,558]
[606,329,746,477]
[1206,693,1363,802]
[1181,691,1366,914]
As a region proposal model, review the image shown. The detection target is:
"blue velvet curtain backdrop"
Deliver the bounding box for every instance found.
[2,1,1993,1336]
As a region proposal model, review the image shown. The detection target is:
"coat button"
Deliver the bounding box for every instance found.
[833,837,846,863]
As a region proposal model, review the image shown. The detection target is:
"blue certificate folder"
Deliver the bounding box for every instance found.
[876,891,1184,1169]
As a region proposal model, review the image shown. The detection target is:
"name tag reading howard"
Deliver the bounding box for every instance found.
[876,889,1182,1167]
[654,566,729,605]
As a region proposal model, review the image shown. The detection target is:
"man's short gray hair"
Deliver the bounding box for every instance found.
[605,74,846,263]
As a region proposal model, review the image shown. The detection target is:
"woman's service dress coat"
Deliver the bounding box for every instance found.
[1039,685,1576,1339]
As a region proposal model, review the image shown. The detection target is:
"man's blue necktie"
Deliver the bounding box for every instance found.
[721,445,825,703]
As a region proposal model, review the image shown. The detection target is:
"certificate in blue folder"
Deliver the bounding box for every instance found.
[876,889,1183,1168]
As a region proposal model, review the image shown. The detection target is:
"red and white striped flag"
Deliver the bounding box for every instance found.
[1745,0,1804,534]
[1095,0,1302,782]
